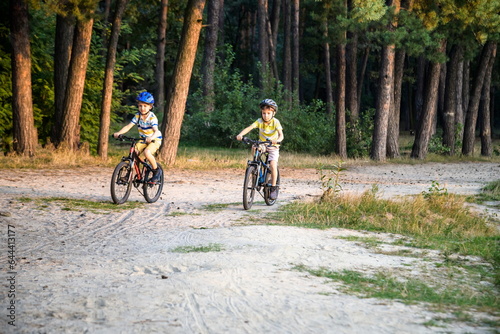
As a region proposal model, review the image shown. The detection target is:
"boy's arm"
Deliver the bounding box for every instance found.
[236,124,256,141]
[113,123,134,138]
[272,129,284,145]
[145,126,161,142]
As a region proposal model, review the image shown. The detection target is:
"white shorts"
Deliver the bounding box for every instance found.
[266,146,280,162]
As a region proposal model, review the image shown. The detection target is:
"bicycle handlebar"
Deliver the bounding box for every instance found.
[115,135,157,143]
[240,136,281,146]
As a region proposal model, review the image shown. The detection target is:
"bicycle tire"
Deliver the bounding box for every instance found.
[243,165,258,210]
[143,164,164,203]
[264,169,280,206]
[111,161,133,204]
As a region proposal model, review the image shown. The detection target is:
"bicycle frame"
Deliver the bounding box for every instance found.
[241,137,280,209]
[111,135,164,204]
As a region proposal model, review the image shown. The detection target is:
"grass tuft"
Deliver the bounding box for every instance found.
[170,243,224,253]
[278,190,499,263]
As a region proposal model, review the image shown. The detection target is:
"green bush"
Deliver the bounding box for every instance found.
[182,46,336,155]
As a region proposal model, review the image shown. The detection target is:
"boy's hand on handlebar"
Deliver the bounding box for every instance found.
[236,134,243,141]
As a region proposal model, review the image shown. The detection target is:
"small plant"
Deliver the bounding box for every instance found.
[170,243,224,253]
[318,161,345,200]
[422,181,448,199]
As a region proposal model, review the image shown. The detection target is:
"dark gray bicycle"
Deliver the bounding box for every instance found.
[240,137,281,210]
[110,135,164,204]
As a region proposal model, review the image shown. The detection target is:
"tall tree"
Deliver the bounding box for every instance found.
[291,0,300,102]
[258,0,270,88]
[52,13,75,144]
[282,0,292,102]
[97,0,129,160]
[371,0,400,161]
[345,0,358,121]
[58,13,95,150]
[10,0,37,156]
[442,44,461,155]
[322,18,333,115]
[158,0,206,166]
[480,42,497,157]
[462,41,496,156]
[335,42,347,158]
[386,49,405,158]
[155,0,169,114]
[201,0,223,113]
[411,40,447,159]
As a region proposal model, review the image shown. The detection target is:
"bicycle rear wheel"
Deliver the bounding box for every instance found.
[264,169,280,206]
[111,161,133,204]
[143,164,164,203]
[243,165,258,210]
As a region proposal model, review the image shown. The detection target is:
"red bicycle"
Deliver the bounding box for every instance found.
[110,135,164,204]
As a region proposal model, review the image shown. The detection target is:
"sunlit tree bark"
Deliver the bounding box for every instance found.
[10,0,37,156]
[158,0,206,166]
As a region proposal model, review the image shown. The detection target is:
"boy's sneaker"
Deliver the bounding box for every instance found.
[150,168,162,183]
[269,186,279,200]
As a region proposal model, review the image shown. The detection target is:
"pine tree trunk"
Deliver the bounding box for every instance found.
[98,0,129,160]
[322,19,333,115]
[371,44,395,161]
[158,0,206,166]
[291,0,300,102]
[480,42,496,157]
[52,14,75,144]
[346,31,358,122]
[414,55,426,124]
[282,0,292,102]
[10,0,37,156]
[455,47,464,142]
[462,41,496,156]
[411,40,446,159]
[336,43,347,159]
[386,49,405,158]
[357,46,369,113]
[59,16,94,151]
[258,0,269,88]
[202,0,222,113]
[442,44,460,155]
[155,0,169,114]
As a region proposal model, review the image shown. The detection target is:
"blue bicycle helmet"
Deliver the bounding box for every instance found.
[136,91,155,105]
[259,98,278,112]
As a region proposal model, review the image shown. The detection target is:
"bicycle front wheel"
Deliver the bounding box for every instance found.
[111,161,133,204]
[143,164,164,203]
[243,165,258,210]
[264,169,280,206]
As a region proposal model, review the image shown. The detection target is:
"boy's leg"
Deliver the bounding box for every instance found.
[267,147,280,200]
[144,141,162,182]
[270,160,278,186]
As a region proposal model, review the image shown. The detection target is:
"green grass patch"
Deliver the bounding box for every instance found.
[202,202,239,212]
[170,243,224,253]
[294,265,499,314]
[476,179,500,205]
[17,197,144,213]
[277,190,499,263]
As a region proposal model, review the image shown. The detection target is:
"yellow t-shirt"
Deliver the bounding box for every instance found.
[252,118,283,145]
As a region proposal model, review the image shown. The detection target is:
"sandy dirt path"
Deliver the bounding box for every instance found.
[0,162,498,333]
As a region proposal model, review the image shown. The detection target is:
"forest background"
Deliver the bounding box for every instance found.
[1,0,499,166]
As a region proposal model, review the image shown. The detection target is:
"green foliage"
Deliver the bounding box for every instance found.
[346,108,374,158]
[318,161,345,198]
[183,46,336,155]
[422,181,449,199]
